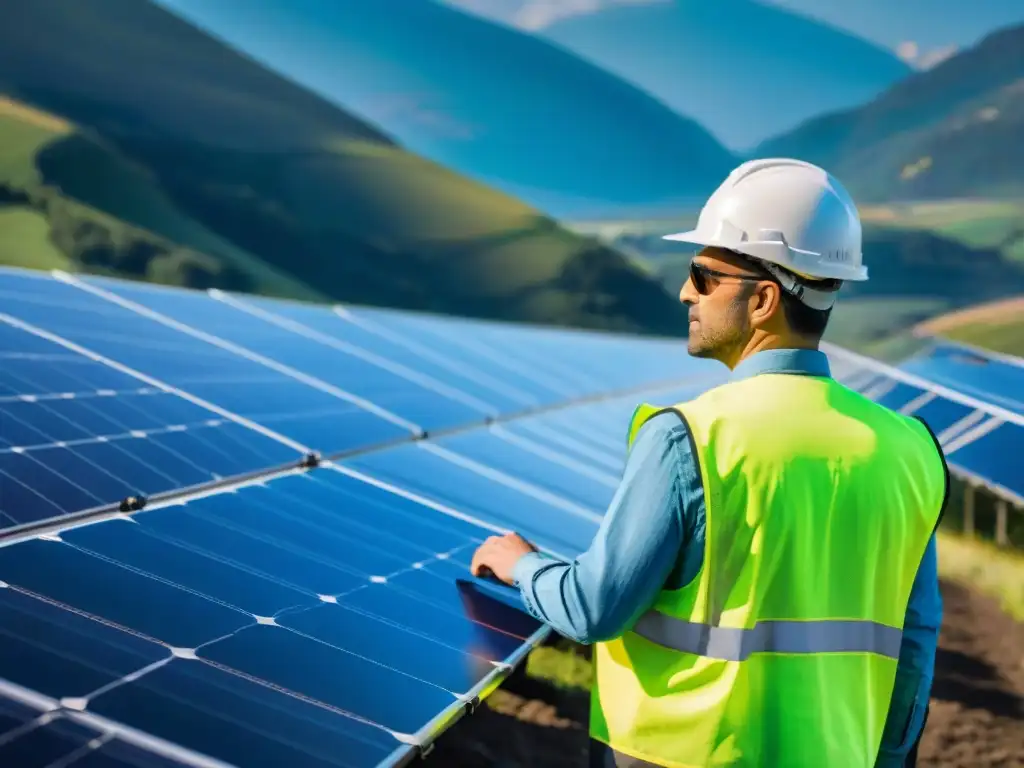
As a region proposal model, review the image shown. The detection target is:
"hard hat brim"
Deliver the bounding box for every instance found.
[661,230,868,282]
[661,230,706,245]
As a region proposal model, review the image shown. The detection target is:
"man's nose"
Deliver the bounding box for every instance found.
[679,275,698,305]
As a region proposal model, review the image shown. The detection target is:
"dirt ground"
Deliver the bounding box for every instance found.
[428,579,1024,767]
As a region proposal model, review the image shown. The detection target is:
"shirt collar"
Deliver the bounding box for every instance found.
[729,348,832,382]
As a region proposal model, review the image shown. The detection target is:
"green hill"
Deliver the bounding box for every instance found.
[0,0,689,336]
[754,23,1024,201]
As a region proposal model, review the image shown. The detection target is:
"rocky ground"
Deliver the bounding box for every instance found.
[427,579,1024,767]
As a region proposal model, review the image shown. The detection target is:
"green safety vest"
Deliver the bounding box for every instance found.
[589,371,948,767]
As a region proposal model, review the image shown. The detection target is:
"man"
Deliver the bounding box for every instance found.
[470,159,948,767]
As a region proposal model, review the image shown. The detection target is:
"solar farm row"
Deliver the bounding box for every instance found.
[0,267,1019,768]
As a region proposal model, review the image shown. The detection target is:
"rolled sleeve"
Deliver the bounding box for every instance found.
[511,412,693,644]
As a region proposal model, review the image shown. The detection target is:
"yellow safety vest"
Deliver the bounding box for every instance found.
[589,371,948,767]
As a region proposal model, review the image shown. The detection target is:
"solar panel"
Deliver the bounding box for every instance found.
[0,267,727,767]
[825,342,1024,502]
[0,271,414,456]
[74,276,498,433]
[0,267,1019,768]
[0,686,194,768]
[0,317,299,530]
[234,295,542,414]
[899,339,1024,417]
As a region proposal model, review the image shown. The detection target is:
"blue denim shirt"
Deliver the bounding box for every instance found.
[512,348,942,765]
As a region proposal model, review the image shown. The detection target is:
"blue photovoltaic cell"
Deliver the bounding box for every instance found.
[82,278,494,433]
[0,465,543,768]
[432,430,620,512]
[909,395,976,436]
[445,324,669,398]
[0,320,299,530]
[243,295,542,415]
[345,443,600,557]
[946,422,1024,497]
[493,378,727,476]
[348,307,602,404]
[900,344,1024,416]
[0,271,413,454]
[500,418,623,474]
[867,380,929,412]
[0,692,192,768]
[351,305,711,402]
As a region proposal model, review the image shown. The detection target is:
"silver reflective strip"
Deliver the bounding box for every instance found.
[631,612,903,661]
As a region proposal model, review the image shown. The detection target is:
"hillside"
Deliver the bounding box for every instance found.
[533,0,910,151]
[756,23,1024,201]
[914,296,1024,357]
[0,0,690,336]
[141,0,737,218]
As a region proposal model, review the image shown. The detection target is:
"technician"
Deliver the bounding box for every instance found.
[470,158,948,768]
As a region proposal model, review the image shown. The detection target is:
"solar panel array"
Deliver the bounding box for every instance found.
[0,266,1020,768]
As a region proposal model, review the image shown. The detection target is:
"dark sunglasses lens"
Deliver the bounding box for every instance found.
[690,261,708,293]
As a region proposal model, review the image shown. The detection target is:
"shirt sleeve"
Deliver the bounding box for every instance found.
[511,412,693,644]
[875,532,943,766]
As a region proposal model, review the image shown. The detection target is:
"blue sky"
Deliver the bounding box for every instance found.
[444,0,1024,70]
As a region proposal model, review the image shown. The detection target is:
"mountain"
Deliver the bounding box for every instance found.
[754,0,1024,67]
[144,0,737,219]
[528,0,911,151]
[755,23,1024,201]
[0,0,691,336]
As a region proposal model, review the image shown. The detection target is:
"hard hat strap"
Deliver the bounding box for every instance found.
[757,260,841,311]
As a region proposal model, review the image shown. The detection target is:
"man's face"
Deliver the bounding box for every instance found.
[679,248,766,362]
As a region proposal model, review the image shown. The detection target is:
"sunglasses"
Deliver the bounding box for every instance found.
[689,260,767,295]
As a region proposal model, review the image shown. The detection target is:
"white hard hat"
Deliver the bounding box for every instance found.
[663,158,867,310]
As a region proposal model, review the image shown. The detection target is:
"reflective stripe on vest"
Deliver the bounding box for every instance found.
[631,610,903,661]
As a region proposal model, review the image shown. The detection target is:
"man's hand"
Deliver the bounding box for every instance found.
[470,532,538,585]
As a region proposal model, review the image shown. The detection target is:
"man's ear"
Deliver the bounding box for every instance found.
[750,280,782,327]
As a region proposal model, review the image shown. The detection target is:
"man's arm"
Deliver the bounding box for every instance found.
[510,412,698,644]
[876,532,943,767]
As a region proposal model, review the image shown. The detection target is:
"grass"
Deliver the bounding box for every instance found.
[859,198,1024,262]
[525,644,593,692]
[0,208,72,270]
[824,297,952,351]
[936,530,1024,621]
[941,321,1024,356]
[913,295,1024,357]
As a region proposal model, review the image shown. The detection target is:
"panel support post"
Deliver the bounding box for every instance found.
[994,499,1008,547]
[963,482,975,538]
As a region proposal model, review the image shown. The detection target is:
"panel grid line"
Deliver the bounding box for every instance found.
[53,271,423,436]
[328,304,538,407]
[209,290,501,418]
[0,312,312,455]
